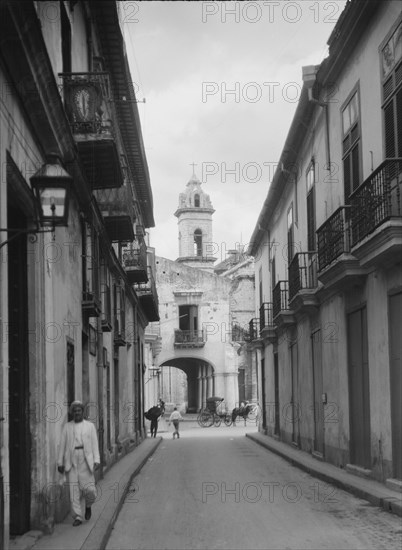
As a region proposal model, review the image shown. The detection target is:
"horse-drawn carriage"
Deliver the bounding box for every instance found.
[197,397,233,427]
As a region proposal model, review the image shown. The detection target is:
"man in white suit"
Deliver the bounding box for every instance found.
[57,401,100,526]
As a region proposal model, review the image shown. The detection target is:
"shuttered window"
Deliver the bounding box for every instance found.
[382,22,402,161]
[287,205,294,264]
[342,91,361,203]
[306,162,316,251]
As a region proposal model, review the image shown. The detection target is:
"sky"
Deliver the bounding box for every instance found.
[121,0,347,263]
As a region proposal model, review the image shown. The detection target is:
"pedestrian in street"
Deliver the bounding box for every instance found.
[57,400,100,526]
[169,407,183,439]
[158,398,165,415]
[145,404,163,437]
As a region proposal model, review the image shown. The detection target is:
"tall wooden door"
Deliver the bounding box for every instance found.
[8,205,31,534]
[389,291,402,479]
[290,342,299,445]
[347,306,371,468]
[274,353,280,435]
[312,329,324,455]
[260,359,266,429]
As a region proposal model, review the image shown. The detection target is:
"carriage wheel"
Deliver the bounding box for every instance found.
[247,404,260,423]
[213,414,222,427]
[198,410,213,427]
[224,414,232,427]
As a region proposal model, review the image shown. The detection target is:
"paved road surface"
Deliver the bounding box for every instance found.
[106,425,402,550]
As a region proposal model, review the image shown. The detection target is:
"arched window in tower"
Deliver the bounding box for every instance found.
[194,229,202,256]
[194,194,200,207]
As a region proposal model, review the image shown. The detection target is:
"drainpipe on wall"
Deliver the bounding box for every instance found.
[302,65,331,170]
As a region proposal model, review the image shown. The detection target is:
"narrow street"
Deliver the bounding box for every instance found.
[106,425,402,550]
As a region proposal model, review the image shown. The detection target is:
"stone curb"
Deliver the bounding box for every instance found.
[246,432,402,518]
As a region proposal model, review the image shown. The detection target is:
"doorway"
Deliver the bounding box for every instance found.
[311,329,324,455]
[7,204,31,534]
[347,306,371,468]
[389,291,402,479]
[274,353,280,435]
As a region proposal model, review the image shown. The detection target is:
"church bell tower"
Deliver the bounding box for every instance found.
[174,170,216,272]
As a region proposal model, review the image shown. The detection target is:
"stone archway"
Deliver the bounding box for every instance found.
[159,357,216,413]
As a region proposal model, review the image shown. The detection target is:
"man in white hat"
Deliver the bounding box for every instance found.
[57,401,100,526]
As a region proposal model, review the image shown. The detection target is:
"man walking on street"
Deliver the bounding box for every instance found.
[57,400,100,526]
[169,407,183,439]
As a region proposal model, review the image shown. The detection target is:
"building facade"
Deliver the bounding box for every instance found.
[0,2,158,546]
[248,0,401,487]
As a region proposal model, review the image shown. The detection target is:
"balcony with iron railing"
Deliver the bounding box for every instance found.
[59,72,124,190]
[259,302,277,343]
[316,206,366,290]
[101,283,112,332]
[272,280,295,326]
[120,240,148,284]
[174,329,205,348]
[349,158,402,267]
[231,322,249,343]
[246,318,260,343]
[134,266,159,322]
[288,252,319,313]
[94,184,136,242]
[113,313,126,346]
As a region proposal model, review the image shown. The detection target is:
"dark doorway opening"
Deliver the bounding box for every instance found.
[8,204,31,535]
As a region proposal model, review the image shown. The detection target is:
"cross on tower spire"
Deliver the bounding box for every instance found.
[190,162,197,176]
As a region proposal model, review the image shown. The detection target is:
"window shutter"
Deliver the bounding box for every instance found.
[287,226,294,264]
[397,88,402,157]
[344,156,351,203]
[384,101,396,158]
[307,189,316,251]
[352,143,360,192]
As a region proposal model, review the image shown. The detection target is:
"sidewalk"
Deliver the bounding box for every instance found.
[246,431,402,517]
[9,437,161,550]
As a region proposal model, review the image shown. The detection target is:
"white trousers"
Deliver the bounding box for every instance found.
[66,449,97,520]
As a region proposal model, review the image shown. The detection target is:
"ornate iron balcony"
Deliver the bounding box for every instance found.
[273,281,289,319]
[59,72,123,189]
[259,302,273,330]
[350,158,402,247]
[174,329,205,348]
[316,206,351,271]
[247,318,260,342]
[288,252,318,302]
[121,240,148,283]
[134,266,159,322]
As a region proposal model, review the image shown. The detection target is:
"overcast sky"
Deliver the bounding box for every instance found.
[121,1,347,262]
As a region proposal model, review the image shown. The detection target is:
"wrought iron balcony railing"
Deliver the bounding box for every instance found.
[272,281,289,319]
[259,302,274,331]
[59,72,123,189]
[134,266,159,322]
[59,72,113,135]
[121,240,148,283]
[231,322,248,342]
[174,330,205,345]
[350,158,402,247]
[247,318,260,342]
[316,206,351,271]
[288,252,318,302]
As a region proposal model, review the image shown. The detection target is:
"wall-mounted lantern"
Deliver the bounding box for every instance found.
[0,155,72,249]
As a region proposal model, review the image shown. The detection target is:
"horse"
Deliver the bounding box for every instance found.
[231,402,252,425]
